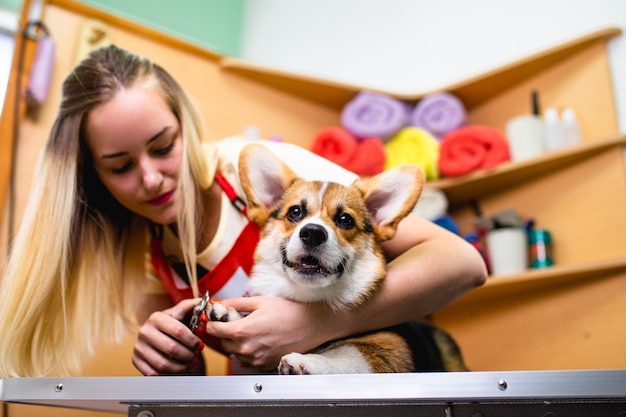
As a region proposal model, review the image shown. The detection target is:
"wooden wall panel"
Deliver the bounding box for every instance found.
[468,42,618,142]
[450,148,626,265]
[434,271,626,371]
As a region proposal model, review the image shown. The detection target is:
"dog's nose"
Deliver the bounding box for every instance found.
[299,224,328,247]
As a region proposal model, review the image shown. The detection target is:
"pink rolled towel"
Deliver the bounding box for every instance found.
[341,91,409,142]
[410,92,467,140]
[438,125,510,177]
[311,126,385,176]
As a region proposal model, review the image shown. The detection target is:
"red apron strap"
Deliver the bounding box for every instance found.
[215,172,248,215]
[150,221,260,301]
[149,172,258,302]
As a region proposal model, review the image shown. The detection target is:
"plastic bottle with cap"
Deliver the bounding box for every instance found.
[561,108,581,146]
[543,107,564,151]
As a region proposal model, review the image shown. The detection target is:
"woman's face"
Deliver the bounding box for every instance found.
[84,80,183,225]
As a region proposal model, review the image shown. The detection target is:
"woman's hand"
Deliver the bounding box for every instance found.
[204,296,333,372]
[132,298,205,376]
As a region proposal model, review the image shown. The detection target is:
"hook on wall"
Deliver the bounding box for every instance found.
[23,20,50,41]
[23,20,55,112]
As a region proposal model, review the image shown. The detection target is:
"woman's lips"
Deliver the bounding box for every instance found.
[147,190,174,206]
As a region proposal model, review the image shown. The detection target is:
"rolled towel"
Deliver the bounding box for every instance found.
[345,137,386,176]
[410,92,467,139]
[311,126,386,176]
[384,127,440,181]
[433,214,460,235]
[341,91,409,142]
[311,126,357,167]
[438,125,510,177]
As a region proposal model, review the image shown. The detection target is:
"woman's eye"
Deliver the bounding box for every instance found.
[335,212,355,230]
[111,163,132,175]
[286,205,305,223]
[154,141,175,156]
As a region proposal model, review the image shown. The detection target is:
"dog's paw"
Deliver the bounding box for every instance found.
[278,353,310,375]
[205,301,242,322]
[278,353,335,375]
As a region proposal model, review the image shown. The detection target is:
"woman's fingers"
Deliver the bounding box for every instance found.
[132,298,204,375]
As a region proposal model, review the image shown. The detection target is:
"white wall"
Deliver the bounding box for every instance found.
[240,0,626,132]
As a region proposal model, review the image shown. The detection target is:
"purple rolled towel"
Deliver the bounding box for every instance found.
[410,92,467,140]
[341,91,409,142]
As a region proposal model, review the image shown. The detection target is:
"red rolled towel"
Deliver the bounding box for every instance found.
[344,137,385,176]
[311,126,357,167]
[311,126,386,176]
[438,125,510,177]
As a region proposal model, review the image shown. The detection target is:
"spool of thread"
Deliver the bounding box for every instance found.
[486,227,528,276]
[529,229,554,269]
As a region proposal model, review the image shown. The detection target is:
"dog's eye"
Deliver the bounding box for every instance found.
[287,205,305,222]
[335,212,355,230]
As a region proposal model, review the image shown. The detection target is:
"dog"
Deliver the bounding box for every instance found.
[206,143,467,375]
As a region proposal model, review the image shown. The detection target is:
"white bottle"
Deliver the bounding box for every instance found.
[543,107,564,151]
[561,108,581,146]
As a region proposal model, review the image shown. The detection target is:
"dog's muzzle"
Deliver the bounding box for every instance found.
[299,224,327,247]
[282,224,345,277]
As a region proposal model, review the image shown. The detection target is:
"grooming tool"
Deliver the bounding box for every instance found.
[188,291,210,334]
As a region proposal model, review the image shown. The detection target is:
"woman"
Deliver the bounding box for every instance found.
[0,45,486,377]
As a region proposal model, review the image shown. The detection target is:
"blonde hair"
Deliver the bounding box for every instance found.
[0,45,211,376]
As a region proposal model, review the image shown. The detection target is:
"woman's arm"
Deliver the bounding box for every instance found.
[372,212,487,322]
[205,214,487,371]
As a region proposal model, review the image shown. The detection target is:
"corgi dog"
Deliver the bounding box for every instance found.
[207,143,467,375]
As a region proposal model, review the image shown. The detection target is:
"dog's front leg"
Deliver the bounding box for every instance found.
[205,301,243,322]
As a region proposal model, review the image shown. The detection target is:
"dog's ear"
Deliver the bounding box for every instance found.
[238,143,298,225]
[353,165,424,241]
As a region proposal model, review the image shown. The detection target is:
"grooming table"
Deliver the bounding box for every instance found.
[2,370,626,416]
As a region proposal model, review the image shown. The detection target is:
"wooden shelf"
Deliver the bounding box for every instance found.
[487,256,626,287]
[458,256,626,303]
[220,27,622,111]
[427,134,626,206]
[220,57,359,110]
[445,27,621,109]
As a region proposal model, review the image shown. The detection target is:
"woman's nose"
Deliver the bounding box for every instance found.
[140,159,163,189]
